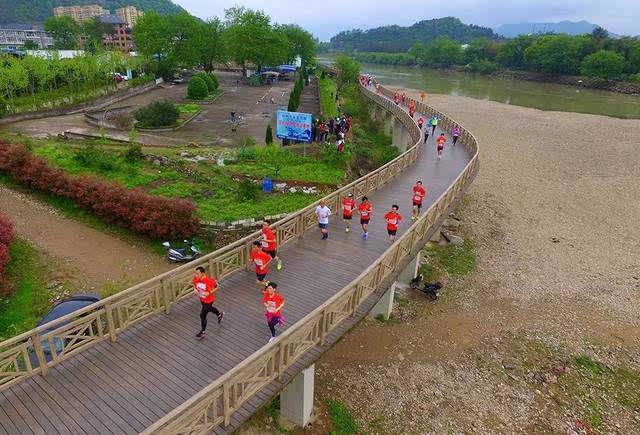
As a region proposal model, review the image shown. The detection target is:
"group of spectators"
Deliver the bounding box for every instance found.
[311,116,352,152]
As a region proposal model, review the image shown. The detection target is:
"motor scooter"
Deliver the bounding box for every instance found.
[162,240,201,263]
[409,274,442,301]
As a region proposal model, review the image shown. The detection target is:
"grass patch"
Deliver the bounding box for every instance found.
[419,239,477,282]
[185,88,223,103]
[319,76,338,118]
[327,399,359,434]
[0,239,52,341]
[176,103,200,114]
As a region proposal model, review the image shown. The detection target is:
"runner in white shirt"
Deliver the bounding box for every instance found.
[315,199,332,240]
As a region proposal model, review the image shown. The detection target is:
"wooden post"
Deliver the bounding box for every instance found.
[223,382,231,426]
[162,279,171,314]
[105,303,117,342]
[31,333,47,376]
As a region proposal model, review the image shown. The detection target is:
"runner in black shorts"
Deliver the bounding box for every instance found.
[358,196,373,240]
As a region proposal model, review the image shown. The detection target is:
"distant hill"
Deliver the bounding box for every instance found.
[494,20,601,37]
[329,17,500,53]
[0,0,186,25]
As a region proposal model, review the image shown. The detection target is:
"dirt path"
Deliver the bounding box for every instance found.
[0,185,171,293]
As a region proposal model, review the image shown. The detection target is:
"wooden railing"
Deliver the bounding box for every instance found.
[0,80,423,394]
[140,81,480,434]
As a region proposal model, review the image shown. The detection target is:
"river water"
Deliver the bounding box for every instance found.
[319,57,640,119]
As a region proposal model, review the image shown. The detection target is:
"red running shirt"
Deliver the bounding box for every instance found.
[193,276,217,304]
[342,198,356,216]
[251,250,271,274]
[261,227,277,251]
[384,211,403,230]
[263,292,284,314]
[358,202,373,219]
[412,185,426,204]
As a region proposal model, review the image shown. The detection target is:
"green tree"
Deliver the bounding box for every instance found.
[335,56,360,86]
[590,27,609,52]
[81,17,112,53]
[133,11,202,79]
[423,36,461,67]
[278,24,316,65]
[197,18,226,72]
[22,40,38,50]
[265,124,273,144]
[524,35,589,75]
[223,7,290,73]
[580,50,625,79]
[496,35,535,69]
[187,76,208,100]
[464,37,498,63]
[624,45,640,75]
[44,16,81,50]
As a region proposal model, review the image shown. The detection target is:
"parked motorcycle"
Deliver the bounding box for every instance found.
[409,274,442,301]
[162,240,201,263]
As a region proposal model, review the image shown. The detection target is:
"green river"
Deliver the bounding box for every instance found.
[319,57,640,119]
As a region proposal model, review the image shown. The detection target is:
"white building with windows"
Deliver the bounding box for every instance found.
[0,24,53,49]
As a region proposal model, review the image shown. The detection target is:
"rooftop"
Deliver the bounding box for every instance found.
[98,14,127,25]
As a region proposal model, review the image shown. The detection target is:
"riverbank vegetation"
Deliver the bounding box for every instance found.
[350,28,640,83]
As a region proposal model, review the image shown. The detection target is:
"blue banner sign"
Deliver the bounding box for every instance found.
[276,110,312,142]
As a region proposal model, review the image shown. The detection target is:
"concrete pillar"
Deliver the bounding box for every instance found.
[280,364,315,427]
[382,111,394,136]
[397,251,421,284]
[368,282,396,320]
[392,118,409,151]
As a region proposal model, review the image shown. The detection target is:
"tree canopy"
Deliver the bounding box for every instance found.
[44,16,81,50]
[580,50,625,79]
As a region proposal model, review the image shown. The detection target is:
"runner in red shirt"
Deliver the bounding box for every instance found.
[408,100,416,118]
[250,241,272,287]
[358,196,373,240]
[411,180,427,220]
[342,192,356,233]
[384,205,403,242]
[417,117,424,130]
[263,282,285,343]
[436,133,447,159]
[193,266,223,339]
[261,221,282,270]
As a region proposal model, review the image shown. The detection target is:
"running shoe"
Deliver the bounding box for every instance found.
[277,260,282,270]
[196,331,205,339]
[268,337,276,343]
[218,312,224,324]
[345,227,349,233]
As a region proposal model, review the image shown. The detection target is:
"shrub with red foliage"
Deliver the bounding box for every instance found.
[0,212,15,285]
[0,141,199,239]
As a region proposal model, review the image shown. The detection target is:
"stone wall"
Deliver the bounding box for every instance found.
[0,81,159,126]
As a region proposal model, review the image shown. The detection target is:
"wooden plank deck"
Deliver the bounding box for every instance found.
[0,95,472,434]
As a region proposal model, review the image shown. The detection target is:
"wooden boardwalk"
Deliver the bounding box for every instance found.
[0,90,472,434]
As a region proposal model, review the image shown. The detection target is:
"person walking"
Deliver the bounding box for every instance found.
[250,241,272,287]
[420,91,427,103]
[417,116,424,130]
[342,192,356,232]
[408,100,416,118]
[452,126,461,146]
[436,133,446,159]
[315,199,331,240]
[431,116,439,135]
[193,266,223,339]
[263,282,285,343]
[424,117,433,143]
[358,196,373,240]
[261,221,282,270]
[384,205,403,242]
[411,181,427,220]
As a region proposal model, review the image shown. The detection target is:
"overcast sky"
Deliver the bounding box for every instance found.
[173,0,638,40]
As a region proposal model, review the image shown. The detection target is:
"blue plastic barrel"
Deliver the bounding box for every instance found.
[262,177,273,193]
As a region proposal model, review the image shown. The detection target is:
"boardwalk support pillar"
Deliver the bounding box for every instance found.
[280,363,315,427]
[392,117,409,151]
[368,282,396,320]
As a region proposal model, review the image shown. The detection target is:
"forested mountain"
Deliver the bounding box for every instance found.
[495,20,600,37]
[329,17,499,52]
[0,0,185,25]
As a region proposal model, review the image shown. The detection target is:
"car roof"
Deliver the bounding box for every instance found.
[37,295,100,329]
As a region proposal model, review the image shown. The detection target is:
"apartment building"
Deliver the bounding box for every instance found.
[116,6,144,27]
[0,24,53,49]
[53,4,107,22]
[98,15,134,53]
